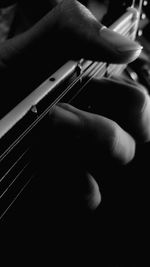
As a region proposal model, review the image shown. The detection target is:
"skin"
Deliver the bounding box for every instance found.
[1,2,150,264]
[0,0,150,210]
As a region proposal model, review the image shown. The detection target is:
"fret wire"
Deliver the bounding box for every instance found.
[0,8,140,220]
[66,19,137,83]
[87,21,136,78]
[81,34,134,81]
[0,19,137,162]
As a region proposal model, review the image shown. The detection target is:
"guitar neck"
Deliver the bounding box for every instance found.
[0,5,141,143]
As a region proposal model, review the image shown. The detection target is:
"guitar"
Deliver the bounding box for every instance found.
[0,0,145,221]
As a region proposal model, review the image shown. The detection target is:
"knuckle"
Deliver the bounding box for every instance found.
[109,122,121,154]
[109,122,135,164]
[138,93,150,142]
[128,85,150,142]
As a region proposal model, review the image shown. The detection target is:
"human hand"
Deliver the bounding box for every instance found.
[29,0,150,211]
[1,0,148,212]
[0,0,142,87]
[47,0,142,64]
[35,76,150,212]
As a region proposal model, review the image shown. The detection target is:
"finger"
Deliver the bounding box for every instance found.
[57,0,142,63]
[35,132,101,211]
[49,103,135,165]
[84,172,101,210]
[71,77,150,142]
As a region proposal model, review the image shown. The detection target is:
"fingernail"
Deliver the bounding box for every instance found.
[117,42,143,53]
[99,27,143,63]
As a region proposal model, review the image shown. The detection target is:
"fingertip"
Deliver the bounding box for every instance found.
[127,86,150,142]
[49,103,83,133]
[85,172,101,210]
[110,123,136,165]
[139,93,150,142]
[98,27,142,63]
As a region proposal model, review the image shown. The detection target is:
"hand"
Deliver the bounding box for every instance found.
[35,75,150,212]
[0,0,148,211]
[0,0,142,115]
[17,0,150,211]
[49,0,142,64]
[0,0,142,71]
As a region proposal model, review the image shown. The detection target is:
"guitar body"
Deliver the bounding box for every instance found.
[0,0,147,245]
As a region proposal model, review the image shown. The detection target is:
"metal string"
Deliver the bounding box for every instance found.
[0,12,140,219]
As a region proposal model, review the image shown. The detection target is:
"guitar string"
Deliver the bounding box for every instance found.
[0,17,137,164]
[0,158,36,219]
[0,147,30,183]
[68,30,135,102]
[0,162,31,199]
[0,173,36,221]
[0,20,138,200]
[0,20,136,183]
[0,16,139,219]
[0,27,136,211]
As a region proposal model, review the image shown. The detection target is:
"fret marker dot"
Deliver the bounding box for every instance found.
[49,77,55,82]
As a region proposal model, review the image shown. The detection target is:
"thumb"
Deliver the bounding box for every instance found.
[57,0,142,63]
